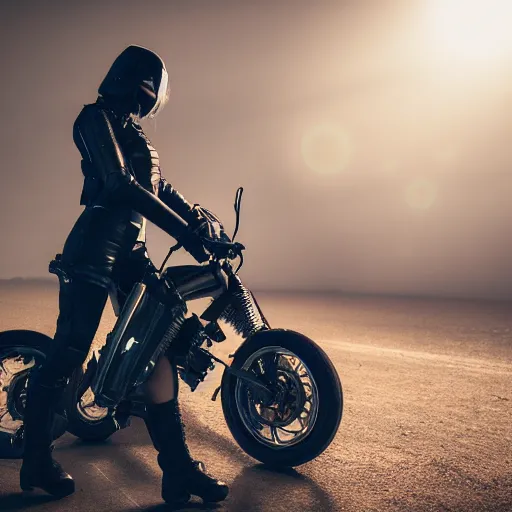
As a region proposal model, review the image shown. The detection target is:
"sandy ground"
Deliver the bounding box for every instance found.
[0,281,511,512]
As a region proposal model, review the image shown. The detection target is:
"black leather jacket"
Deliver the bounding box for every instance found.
[61,98,203,287]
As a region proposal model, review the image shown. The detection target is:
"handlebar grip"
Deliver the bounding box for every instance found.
[202,238,245,259]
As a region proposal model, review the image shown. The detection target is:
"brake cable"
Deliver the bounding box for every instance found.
[234,251,244,274]
[159,242,182,273]
[232,187,245,273]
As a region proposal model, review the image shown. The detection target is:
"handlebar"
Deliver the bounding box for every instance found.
[202,238,245,261]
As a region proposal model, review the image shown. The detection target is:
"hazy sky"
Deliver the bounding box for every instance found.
[1,0,511,299]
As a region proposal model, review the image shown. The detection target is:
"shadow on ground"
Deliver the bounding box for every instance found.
[0,406,337,512]
[129,465,336,512]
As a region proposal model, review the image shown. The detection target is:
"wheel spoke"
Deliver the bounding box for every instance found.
[269,425,278,444]
[76,386,109,422]
[279,426,304,435]
[275,427,290,444]
[0,361,11,379]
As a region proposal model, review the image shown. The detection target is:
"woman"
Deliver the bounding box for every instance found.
[20,45,229,506]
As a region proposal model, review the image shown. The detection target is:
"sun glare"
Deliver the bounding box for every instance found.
[427,0,512,64]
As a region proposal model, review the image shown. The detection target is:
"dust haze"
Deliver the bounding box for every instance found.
[0,0,511,299]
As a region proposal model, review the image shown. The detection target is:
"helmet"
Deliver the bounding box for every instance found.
[98,45,170,119]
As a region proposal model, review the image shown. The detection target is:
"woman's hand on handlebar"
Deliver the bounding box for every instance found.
[174,230,244,264]
[201,238,245,261]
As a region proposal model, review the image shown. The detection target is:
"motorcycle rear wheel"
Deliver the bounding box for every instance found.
[63,360,119,442]
[221,329,343,467]
[0,330,61,458]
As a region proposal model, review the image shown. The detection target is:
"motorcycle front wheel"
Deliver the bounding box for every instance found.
[221,329,343,467]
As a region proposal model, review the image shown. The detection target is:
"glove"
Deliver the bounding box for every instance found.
[189,205,231,242]
[178,231,209,263]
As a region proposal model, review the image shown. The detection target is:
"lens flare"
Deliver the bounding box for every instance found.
[405,178,438,210]
[301,124,351,174]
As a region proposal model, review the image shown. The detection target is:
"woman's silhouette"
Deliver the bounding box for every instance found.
[20,45,229,506]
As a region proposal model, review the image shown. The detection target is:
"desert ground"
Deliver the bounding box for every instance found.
[0,281,511,511]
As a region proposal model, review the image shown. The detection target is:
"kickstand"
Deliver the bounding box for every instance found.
[211,385,222,402]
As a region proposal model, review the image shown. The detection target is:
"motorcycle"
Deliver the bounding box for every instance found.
[0,188,343,467]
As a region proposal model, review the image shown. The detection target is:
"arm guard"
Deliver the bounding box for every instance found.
[158,178,199,224]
